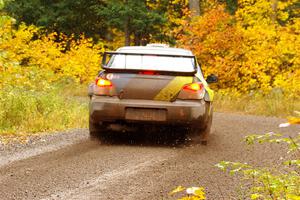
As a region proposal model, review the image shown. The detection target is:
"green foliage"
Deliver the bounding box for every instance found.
[4,0,108,38]
[225,0,238,14]
[3,0,167,44]
[214,90,299,118]
[95,0,166,45]
[217,161,300,199]
[216,0,238,14]
[245,132,300,153]
[0,17,94,141]
[0,0,4,9]
[216,116,300,199]
[3,0,285,47]
[0,81,88,140]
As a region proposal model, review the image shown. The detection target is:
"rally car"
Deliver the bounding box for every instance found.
[88,44,217,144]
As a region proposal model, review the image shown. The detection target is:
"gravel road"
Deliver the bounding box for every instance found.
[0,113,299,200]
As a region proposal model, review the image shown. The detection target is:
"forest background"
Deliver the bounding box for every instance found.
[0,0,299,139]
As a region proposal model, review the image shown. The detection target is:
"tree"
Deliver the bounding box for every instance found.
[220,0,238,14]
[4,0,166,45]
[189,0,200,15]
[4,0,108,39]
[96,0,166,46]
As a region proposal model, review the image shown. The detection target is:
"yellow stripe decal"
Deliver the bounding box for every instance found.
[154,76,193,101]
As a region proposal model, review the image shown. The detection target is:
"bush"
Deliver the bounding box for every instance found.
[216,116,300,199]
[0,84,88,138]
[0,18,104,85]
[214,90,300,117]
[0,17,95,139]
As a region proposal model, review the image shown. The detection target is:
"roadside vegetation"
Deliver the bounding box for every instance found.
[175,1,299,117]
[214,92,299,117]
[0,87,87,143]
[216,115,300,199]
[170,186,206,200]
[0,17,103,140]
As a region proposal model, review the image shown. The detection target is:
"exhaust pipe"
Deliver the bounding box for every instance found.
[108,124,137,132]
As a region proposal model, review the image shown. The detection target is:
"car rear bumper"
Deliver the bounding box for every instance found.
[90,96,210,126]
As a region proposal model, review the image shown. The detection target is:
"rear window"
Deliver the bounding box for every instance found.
[106,54,195,73]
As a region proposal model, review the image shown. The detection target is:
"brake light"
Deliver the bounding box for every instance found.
[96,78,112,87]
[183,83,203,92]
[178,82,205,100]
[139,71,155,75]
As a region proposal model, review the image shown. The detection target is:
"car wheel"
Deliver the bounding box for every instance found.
[190,114,213,145]
[89,117,106,140]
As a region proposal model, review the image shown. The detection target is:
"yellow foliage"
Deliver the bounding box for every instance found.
[0,19,104,89]
[177,2,300,96]
[0,18,93,137]
[170,186,206,200]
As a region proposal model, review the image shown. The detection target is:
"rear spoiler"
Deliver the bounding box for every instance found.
[101,51,197,76]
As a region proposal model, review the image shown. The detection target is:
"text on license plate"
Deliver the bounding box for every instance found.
[125,108,167,121]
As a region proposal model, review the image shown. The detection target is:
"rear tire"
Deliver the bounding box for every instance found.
[190,113,213,145]
[89,117,106,141]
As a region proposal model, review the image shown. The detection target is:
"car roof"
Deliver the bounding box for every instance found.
[116,46,193,56]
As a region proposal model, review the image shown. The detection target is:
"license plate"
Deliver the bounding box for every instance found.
[125,108,167,121]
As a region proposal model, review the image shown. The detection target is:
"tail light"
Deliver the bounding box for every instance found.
[93,77,116,97]
[96,78,113,87]
[139,71,156,75]
[177,82,205,100]
[183,83,203,92]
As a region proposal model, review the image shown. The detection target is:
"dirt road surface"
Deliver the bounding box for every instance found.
[0,113,299,200]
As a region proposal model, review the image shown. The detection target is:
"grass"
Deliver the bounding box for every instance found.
[0,84,88,143]
[214,91,299,117]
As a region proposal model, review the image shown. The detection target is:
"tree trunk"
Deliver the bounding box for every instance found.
[124,17,131,46]
[134,34,141,46]
[189,0,200,16]
[272,0,278,24]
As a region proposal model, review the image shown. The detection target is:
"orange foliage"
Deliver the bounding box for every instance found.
[178,6,245,92]
[177,3,300,96]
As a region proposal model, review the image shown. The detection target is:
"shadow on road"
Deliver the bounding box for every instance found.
[96,126,190,148]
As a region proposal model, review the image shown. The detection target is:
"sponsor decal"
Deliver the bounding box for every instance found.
[154,76,193,101]
[106,73,114,80]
